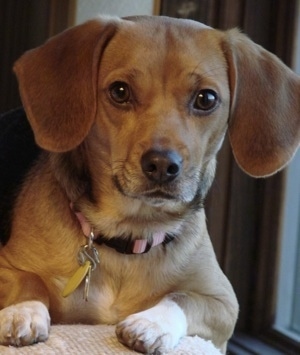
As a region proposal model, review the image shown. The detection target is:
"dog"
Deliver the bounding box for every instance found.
[0,15,299,354]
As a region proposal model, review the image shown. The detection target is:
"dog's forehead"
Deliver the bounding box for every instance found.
[99,16,223,76]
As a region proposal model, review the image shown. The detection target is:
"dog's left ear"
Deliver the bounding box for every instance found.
[223,29,300,177]
[14,19,117,152]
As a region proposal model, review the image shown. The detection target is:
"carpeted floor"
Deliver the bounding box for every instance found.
[0,324,222,354]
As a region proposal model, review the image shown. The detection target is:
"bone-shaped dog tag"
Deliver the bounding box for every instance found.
[62,260,91,298]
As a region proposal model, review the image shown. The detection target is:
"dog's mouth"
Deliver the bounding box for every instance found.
[113,175,178,205]
[142,190,175,200]
[140,189,177,206]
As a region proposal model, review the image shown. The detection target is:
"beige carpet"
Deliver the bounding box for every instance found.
[0,324,221,354]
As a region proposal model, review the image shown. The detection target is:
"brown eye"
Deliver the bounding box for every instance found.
[109,81,130,104]
[193,89,218,111]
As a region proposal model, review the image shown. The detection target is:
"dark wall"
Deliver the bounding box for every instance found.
[0,0,72,112]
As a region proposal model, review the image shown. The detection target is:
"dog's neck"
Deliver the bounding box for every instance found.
[71,204,175,254]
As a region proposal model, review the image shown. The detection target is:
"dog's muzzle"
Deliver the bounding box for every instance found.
[141,149,183,184]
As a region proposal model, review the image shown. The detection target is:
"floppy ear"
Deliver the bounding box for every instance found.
[223,29,300,177]
[13,18,117,152]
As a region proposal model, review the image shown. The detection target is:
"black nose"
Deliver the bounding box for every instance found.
[141,149,182,183]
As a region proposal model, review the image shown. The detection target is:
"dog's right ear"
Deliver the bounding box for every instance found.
[223,29,300,177]
[13,18,118,152]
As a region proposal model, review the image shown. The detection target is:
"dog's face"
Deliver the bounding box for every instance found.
[92,21,230,208]
[13,16,300,212]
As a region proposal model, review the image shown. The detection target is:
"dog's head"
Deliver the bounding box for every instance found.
[14,16,300,209]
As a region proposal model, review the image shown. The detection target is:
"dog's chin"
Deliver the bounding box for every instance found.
[140,192,178,207]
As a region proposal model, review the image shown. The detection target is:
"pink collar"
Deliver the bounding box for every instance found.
[71,205,174,254]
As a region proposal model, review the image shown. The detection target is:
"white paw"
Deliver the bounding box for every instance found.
[116,298,187,354]
[0,301,50,346]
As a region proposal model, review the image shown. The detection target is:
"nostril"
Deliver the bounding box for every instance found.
[167,163,180,176]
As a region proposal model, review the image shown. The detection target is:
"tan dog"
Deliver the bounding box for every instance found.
[0,15,299,354]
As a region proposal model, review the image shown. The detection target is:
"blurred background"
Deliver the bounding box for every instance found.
[1,1,299,353]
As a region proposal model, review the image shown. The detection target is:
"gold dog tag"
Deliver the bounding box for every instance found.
[62,261,91,298]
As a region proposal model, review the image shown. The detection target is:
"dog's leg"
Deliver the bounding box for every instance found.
[116,297,187,354]
[116,291,236,354]
[0,301,50,346]
[0,268,50,346]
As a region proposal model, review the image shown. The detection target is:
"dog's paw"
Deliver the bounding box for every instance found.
[116,298,187,354]
[0,301,50,346]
